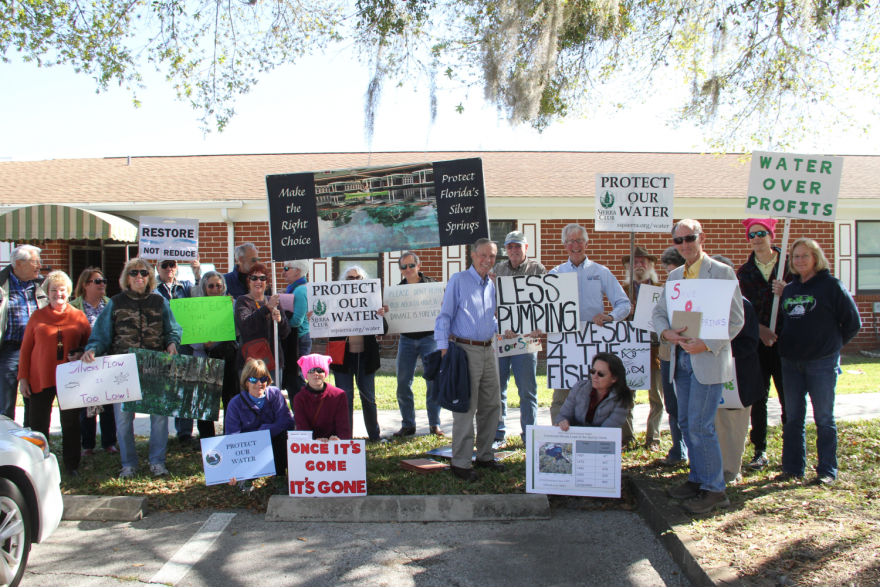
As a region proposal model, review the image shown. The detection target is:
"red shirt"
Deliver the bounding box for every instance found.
[19,304,91,392]
[293,383,352,440]
[585,388,608,424]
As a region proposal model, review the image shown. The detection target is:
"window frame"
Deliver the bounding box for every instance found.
[855,220,880,295]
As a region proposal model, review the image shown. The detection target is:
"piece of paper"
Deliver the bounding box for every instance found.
[495,273,579,334]
[719,378,744,409]
[671,310,703,339]
[138,216,199,261]
[384,281,446,334]
[664,279,738,340]
[201,430,276,485]
[278,293,296,313]
[631,284,664,333]
[287,438,367,497]
[170,296,236,345]
[595,174,674,233]
[307,279,384,338]
[525,425,622,498]
[494,333,542,357]
[55,354,142,410]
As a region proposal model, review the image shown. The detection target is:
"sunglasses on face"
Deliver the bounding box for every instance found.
[128,269,150,277]
[206,282,222,290]
[283,266,293,272]
[672,234,700,245]
[346,275,363,280]
[160,261,177,269]
[589,368,609,378]
[748,231,770,239]
[399,263,417,270]
[308,367,325,375]
[248,275,268,282]
[89,278,108,285]
[247,376,270,384]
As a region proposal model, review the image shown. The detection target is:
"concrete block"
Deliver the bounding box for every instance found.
[62,495,149,522]
[266,494,551,523]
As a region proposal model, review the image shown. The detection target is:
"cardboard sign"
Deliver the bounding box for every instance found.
[138,216,199,261]
[307,279,384,338]
[745,151,843,222]
[494,333,542,357]
[55,354,141,410]
[546,322,651,390]
[496,274,579,334]
[201,430,276,485]
[595,174,674,232]
[525,425,622,498]
[265,158,489,261]
[384,281,446,334]
[630,284,664,333]
[170,296,236,345]
[664,280,739,340]
[287,438,367,497]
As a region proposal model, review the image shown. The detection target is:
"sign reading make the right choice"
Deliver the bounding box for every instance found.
[746,151,844,221]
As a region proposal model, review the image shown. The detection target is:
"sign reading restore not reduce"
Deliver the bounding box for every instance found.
[138,216,199,261]
[745,151,843,221]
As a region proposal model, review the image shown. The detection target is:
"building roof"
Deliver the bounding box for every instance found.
[1,151,878,205]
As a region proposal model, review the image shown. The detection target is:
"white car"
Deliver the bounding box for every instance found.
[0,416,63,587]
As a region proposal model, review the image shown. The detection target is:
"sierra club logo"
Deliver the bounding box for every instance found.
[783,294,816,317]
[599,191,615,209]
[204,449,222,468]
[313,299,328,316]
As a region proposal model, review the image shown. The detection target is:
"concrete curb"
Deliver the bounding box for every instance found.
[626,478,743,587]
[266,494,551,523]
[62,495,149,522]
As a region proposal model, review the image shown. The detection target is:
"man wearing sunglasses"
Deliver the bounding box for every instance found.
[653,219,745,514]
[736,218,793,471]
[224,243,268,299]
[392,251,443,438]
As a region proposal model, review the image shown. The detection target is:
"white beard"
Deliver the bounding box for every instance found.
[624,267,659,284]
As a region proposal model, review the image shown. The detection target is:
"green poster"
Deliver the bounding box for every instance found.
[170,296,236,345]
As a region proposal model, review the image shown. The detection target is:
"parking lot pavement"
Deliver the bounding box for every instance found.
[26,508,690,587]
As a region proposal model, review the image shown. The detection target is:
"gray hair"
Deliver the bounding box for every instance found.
[234,242,258,261]
[193,270,227,297]
[283,259,310,276]
[671,219,703,236]
[399,251,420,264]
[341,265,368,280]
[472,238,496,253]
[561,224,588,245]
[12,244,41,264]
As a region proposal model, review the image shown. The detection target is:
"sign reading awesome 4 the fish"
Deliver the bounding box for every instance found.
[595,174,674,232]
[746,151,843,221]
[307,279,384,338]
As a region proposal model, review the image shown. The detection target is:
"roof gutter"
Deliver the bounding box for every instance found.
[219,207,236,273]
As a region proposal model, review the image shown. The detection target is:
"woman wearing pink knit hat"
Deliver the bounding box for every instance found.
[293,354,352,441]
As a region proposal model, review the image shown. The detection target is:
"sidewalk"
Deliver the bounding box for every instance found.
[15,391,880,440]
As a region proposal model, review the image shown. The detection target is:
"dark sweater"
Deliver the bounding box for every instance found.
[234,295,291,370]
[778,270,861,361]
[737,247,793,332]
[329,318,389,376]
[225,387,294,438]
[293,383,352,440]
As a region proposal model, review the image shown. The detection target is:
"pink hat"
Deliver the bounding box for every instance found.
[742,218,777,242]
[297,354,332,382]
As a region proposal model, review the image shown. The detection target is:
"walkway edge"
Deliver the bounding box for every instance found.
[626,478,743,587]
[62,495,149,522]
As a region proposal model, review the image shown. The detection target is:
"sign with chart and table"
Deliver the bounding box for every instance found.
[525,425,622,498]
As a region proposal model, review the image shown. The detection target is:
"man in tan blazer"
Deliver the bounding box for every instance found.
[653,219,744,514]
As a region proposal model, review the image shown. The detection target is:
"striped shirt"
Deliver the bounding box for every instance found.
[434,266,497,350]
[4,272,38,341]
[492,258,546,277]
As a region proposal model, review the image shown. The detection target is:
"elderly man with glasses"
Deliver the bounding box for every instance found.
[224,242,266,299]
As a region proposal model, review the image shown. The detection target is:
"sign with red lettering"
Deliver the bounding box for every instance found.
[663,280,739,340]
[286,436,367,497]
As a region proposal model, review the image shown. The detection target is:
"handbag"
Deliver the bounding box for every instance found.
[241,338,275,371]
[326,339,347,366]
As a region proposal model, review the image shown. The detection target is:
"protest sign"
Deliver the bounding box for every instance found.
[745,151,844,221]
[170,296,235,345]
[201,430,275,485]
[384,281,446,334]
[122,349,223,421]
[138,216,199,261]
[546,322,651,390]
[525,425,622,498]
[278,293,296,313]
[287,438,367,497]
[307,279,384,338]
[265,158,489,261]
[630,284,664,333]
[719,378,744,409]
[56,354,141,410]
[595,174,674,233]
[664,280,739,340]
[494,333,542,357]
[496,273,579,334]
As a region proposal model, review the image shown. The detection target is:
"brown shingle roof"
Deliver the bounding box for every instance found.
[1,151,877,205]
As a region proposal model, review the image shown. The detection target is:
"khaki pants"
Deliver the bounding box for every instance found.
[451,343,501,469]
[550,389,569,426]
[715,406,752,482]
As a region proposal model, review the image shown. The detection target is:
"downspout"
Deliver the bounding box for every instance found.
[220,208,235,272]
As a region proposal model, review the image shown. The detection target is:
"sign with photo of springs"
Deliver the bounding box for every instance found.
[121,349,224,421]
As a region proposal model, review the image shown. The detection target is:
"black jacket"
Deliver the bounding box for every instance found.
[731,299,762,408]
[424,344,471,413]
[329,318,389,376]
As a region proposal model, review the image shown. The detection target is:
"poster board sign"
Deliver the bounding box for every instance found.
[287,438,367,497]
[720,378,743,409]
[494,333,542,357]
[595,174,674,232]
[278,294,296,313]
[170,297,236,345]
[384,281,446,334]
[745,151,843,222]
[630,284,664,333]
[525,425,622,498]
[496,274,579,334]
[265,158,489,262]
[546,322,651,390]
[664,280,739,340]
[200,430,275,485]
[55,354,141,410]
[307,279,384,338]
[138,216,199,261]
[121,349,223,421]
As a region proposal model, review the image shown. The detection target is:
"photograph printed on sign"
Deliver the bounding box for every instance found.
[495,273,580,334]
[138,216,199,261]
[307,279,384,338]
[594,174,674,233]
[525,425,622,498]
[745,151,843,222]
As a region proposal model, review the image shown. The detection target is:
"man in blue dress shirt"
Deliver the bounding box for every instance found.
[435,238,505,481]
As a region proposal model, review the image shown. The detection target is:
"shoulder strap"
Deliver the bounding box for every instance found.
[307,393,328,429]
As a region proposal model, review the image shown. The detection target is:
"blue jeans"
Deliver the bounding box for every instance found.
[496,352,538,440]
[662,359,688,461]
[334,353,380,441]
[114,403,169,469]
[0,343,21,421]
[780,353,839,479]
[396,335,440,428]
[675,351,725,493]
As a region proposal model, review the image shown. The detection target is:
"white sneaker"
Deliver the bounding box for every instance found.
[150,464,169,477]
[119,466,136,478]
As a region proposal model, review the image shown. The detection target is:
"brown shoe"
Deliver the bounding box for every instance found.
[105,446,119,454]
[682,490,730,514]
[450,465,479,481]
[392,427,417,437]
[667,480,701,500]
[646,442,661,452]
[81,449,95,457]
[473,459,505,472]
[429,426,445,437]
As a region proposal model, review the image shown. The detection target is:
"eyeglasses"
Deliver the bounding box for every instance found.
[28,259,42,266]
[589,368,609,378]
[672,234,700,245]
[206,282,222,290]
[248,275,268,282]
[399,263,416,270]
[247,376,270,384]
[565,238,586,245]
[89,278,108,285]
[307,367,325,375]
[748,231,769,239]
[160,261,177,269]
[283,266,293,272]
[346,275,363,280]
[250,257,260,263]
[128,269,150,277]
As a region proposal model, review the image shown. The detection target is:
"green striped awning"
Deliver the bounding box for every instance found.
[0,205,138,242]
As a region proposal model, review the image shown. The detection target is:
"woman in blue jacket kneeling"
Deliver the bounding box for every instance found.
[225,358,295,493]
[555,352,634,431]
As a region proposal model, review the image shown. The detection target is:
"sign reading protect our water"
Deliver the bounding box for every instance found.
[595,174,674,232]
[307,279,384,338]
[496,274,579,334]
[287,438,367,497]
[138,216,199,261]
[663,280,739,340]
[745,151,843,221]
[201,430,275,485]
[170,296,236,345]
[55,353,142,410]
[384,281,446,334]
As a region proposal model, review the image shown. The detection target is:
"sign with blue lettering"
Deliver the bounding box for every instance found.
[201,430,275,485]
